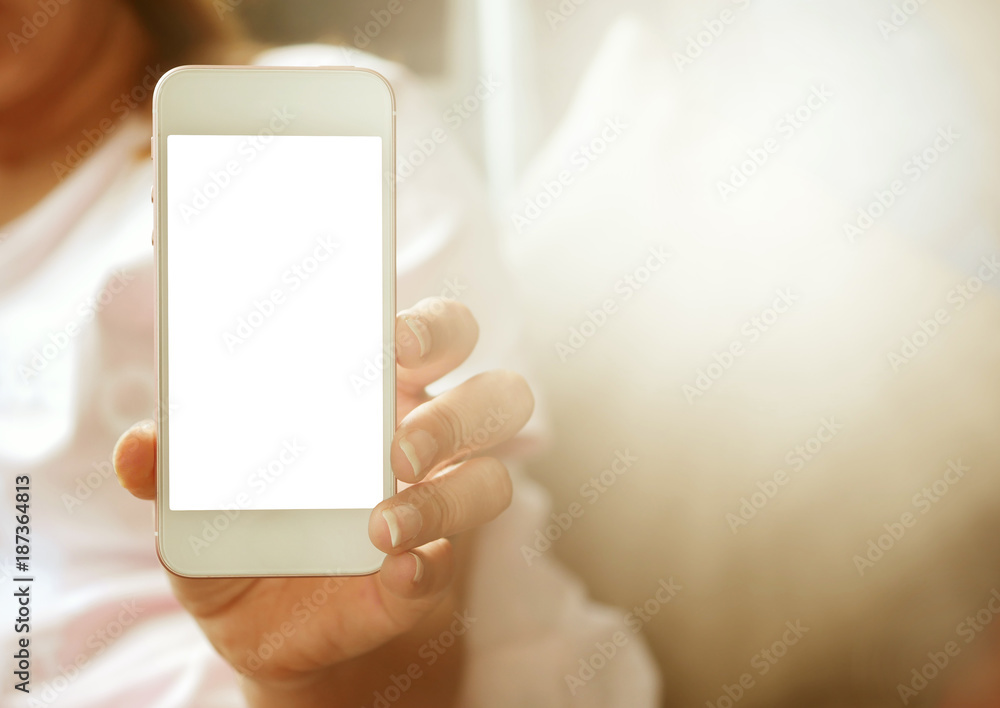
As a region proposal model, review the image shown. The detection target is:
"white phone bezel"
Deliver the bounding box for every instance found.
[152,65,396,577]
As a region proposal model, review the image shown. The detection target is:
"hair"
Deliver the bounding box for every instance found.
[113,0,264,164]
[124,0,262,67]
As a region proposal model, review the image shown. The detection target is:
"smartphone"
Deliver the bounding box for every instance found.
[152,66,395,577]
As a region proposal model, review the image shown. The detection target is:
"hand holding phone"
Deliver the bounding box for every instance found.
[114,295,534,703]
[120,64,535,703]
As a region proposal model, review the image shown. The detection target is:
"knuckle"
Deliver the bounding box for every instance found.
[425,399,473,455]
[423,458,512,537]
[426,479,464,536]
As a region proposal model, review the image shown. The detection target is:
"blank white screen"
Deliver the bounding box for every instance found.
[166,134,383,510]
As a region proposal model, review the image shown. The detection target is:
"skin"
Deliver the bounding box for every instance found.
[1,1,535,705]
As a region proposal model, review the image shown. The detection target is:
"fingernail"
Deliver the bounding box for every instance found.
[403,316,430,358]
[381,504,422,548]
[410,553,424,583]
[397,430,438,478]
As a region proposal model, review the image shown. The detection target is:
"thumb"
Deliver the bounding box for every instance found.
[113,420,157,500]
[111,418,259,616]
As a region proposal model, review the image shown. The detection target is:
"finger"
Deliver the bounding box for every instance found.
[395,297,478,394]
[112,420,157,500]
[377,537,454,601]
[390,369,533,482]
[369,456,513,554]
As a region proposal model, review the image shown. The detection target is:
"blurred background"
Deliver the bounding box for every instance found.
[231,0,1000,706]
